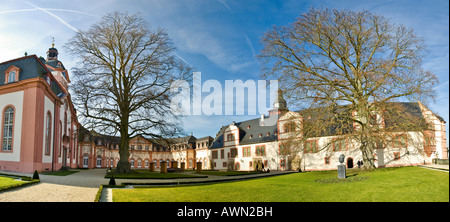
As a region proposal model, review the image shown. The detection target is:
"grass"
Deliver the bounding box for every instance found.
[0,174,38,192]
[112,166,449,202]
[0,176,28,188]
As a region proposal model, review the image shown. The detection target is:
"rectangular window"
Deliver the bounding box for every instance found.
[393,135,407,148]
[279,143,289,155]
[227,133,235,141]
[304,140,318,153]
[369,114,378,125]
[212,150,218,159]
[283,122,295,133]
[220,149,224,159]
[324,157,330,165]
[394,152,400,160]
[256,145,266,156]
[242,147,251,157]
[332,138,347,151]
[230,148,238,158]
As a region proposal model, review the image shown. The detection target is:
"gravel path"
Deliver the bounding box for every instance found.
[0,168,108,202]
[0,182,99,202]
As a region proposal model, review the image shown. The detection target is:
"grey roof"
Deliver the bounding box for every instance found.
[209,102,437,148]
[0,55,48,85]
[298,102,430,137]
[0,55,64,96]
[45,59,67,70]
[210,116,279,149]
[147,135,197,146]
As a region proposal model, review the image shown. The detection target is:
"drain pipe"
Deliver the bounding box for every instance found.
[51,98,57,172]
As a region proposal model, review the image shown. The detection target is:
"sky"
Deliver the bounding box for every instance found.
[0,0,448,147]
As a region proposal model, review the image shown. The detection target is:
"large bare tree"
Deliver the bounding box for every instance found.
[260,8,438,169]
[66,11,191,173]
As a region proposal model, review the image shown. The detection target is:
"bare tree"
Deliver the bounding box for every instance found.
[260,8,438,169]
[66,11,191,173]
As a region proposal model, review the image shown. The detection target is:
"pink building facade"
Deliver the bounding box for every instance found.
[0,46,79,173]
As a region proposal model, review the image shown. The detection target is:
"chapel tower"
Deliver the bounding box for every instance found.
[44,38,70,91]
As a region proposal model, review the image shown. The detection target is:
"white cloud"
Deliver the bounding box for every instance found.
[216,0,232,12]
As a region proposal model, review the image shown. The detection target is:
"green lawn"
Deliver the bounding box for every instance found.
[112,166,449,202]
[0,176,28,190]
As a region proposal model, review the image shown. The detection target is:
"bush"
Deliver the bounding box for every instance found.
[32,170,39,180]
[108,175,116,185]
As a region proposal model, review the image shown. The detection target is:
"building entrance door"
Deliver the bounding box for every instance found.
[347,157,353,168]
[83,155,89,168]
[62,148,67,166]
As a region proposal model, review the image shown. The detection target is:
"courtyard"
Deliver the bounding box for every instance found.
[0,165,448,202]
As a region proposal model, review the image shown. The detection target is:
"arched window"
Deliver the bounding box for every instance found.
[235,162,240,171]
[59,121,62,157]
[2,106,14,151]
[96,155,102,168]
[64,112,67,135]
[83,155,89,168]
[8,71,16,83]
[45,112,52,155]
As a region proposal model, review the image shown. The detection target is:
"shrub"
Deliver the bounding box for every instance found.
[32,170,40,180]
[108,175,116,185]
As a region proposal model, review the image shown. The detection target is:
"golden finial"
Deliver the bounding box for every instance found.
[52,37,55,48]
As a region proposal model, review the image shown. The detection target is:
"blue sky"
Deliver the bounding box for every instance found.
[0,0,448,145]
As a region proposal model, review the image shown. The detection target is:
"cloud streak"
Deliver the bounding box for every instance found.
[216,0,232,12]
[26,2,79,32]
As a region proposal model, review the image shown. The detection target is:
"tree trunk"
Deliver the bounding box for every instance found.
[115,119,132,173]
[357,100,376,169]
[360,141,376,169]
[116,136,131,173]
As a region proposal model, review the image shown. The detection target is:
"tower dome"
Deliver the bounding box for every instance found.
[269,89,288,116]
[273,89,287,110]
[46,42,59,61]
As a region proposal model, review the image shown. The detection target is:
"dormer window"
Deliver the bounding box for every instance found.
[4,65,21,84]
[8,71,16,83]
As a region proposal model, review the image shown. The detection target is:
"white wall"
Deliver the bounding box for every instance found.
[0,91,23,162]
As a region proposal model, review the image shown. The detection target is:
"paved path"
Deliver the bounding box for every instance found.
[0,169,109,202]
[417,164,449,172]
